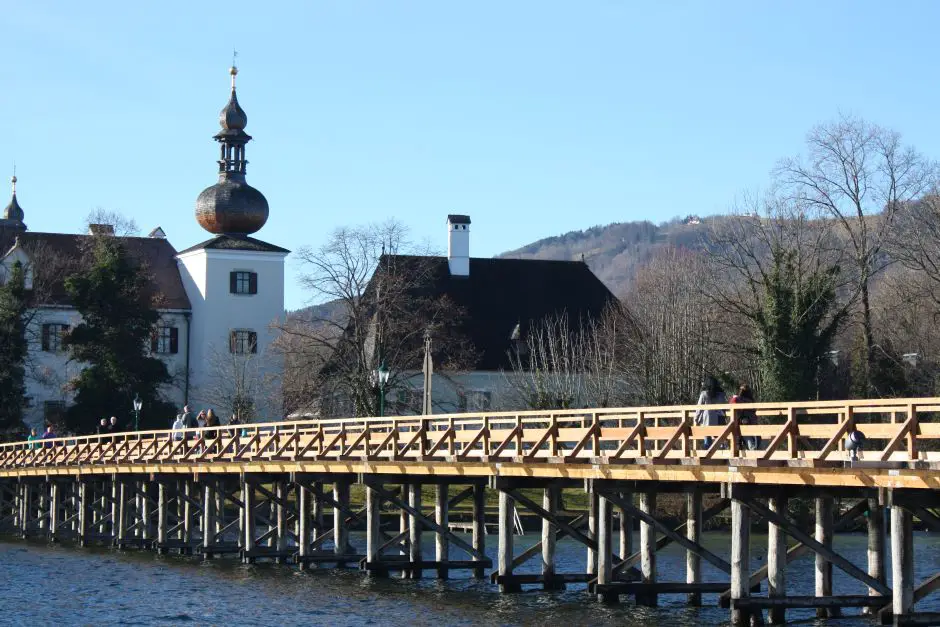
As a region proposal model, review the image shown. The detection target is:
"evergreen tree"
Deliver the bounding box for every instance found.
[0,261,29,438]
[755,248,846,401]
[64,237,173,433]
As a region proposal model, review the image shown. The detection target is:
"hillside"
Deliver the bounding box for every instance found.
[498,217,708,297]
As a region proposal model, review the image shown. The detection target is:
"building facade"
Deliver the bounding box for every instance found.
[0,66,287,431]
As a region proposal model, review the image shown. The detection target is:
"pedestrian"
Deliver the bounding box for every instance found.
[96,418,108,435]
[196,410,207,428]
[181,405,198,429]
[171,414,185,442]
[108,416,120,433]
[694,376,727,450]
[40,424,57,449]
[731,384,761,451]
[27,428,39,451]
[205,409,220,428]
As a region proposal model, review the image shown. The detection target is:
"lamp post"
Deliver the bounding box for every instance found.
[374,361,390,417]
[132,394,143,431]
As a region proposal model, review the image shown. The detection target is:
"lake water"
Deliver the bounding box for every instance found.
[0,531,937,626]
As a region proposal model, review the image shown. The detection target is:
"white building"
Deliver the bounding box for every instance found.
[0,66,287,431]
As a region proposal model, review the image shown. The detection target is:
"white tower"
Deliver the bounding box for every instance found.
[177,65,288,421]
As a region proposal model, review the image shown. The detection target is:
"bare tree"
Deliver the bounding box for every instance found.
[506,312,586,409]
[199,344,279,423]
[275,220,476,417]
[888,194,940,306]
[702,197,853,401]
[774,115,937,395]
[622,247,718,405]
[84,208,140,237]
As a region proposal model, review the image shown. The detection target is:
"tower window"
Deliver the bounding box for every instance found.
[230,329,258,354]
[41,323,70,352]
[230,271,258,295]
[151,326,179,354]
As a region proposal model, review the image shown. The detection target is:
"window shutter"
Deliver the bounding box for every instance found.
[248,272,258,295]
[170,327,179,354]
[150,328,158,353]
[41,324,50,351]
[229,271,237,294]
[249,331,258,354]
[229,330,237,353]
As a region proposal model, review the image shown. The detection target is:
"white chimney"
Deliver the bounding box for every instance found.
[447,214,470,277]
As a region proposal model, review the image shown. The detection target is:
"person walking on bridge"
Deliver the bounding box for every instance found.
[694,376,726,450]
[40,424,57,449]
[27,428,39,450]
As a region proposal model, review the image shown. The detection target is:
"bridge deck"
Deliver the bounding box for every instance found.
[2,397,938,489]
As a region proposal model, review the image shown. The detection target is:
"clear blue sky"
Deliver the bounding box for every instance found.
[3,1,940,310]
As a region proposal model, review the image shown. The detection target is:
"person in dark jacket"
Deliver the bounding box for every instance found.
[40,425,57,448]
[731,384,761,451]
[181,405,198,429]
[96,418,108,435]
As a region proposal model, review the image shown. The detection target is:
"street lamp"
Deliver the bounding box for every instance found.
[132,394,143,431]
[374,361,390,417]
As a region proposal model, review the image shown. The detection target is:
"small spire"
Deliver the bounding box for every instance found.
[11,162,16,194]
[230,48,239,89]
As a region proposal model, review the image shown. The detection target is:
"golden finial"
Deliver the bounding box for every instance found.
[11,163,16,194]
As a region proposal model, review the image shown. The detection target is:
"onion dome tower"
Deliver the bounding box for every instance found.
[1,174,27,231]
[195,66,269,235]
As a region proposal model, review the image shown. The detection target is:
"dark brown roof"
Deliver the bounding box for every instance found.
[177,234,290,255]
[380,255,615,370]
[0,231,191,310]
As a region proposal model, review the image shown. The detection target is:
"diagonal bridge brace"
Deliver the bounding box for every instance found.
[503,489,596,550]
[741,496,891,596]
[598,490,731,575]
[364,481,487,562]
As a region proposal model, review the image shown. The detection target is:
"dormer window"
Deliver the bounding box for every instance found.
[230,271,258,295]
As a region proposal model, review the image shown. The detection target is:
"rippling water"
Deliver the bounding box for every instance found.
[1,531,937,626]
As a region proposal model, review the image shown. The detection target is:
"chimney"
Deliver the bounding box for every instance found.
[88,224,115,236]
[447,214,470,277]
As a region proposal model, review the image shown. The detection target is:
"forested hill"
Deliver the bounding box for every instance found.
[498,217,708,297]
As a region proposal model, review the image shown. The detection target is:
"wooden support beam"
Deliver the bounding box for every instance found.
[599,490,731,575]
[242,477,256,563]
[619,490,633,563]
[435,484,448,580]
[472,484,486,579]
[333,479,351,563]
[741,497,891,596]
[541,487,562,591]
[498,490,518,593]
[504,488,596,550]
[587,487,599,576]
[596,493,614,602]
[816,496,839,618]
[365,483,385,577]
[730,497,750,627]
[892,504,914,618]
[202,479,215,557]
[868,496,887,614]
[686,488,703,606]
[296,481,311,569]
[639,491,656,607]
[157,481,168,553]
[275,482,288,563]
[767,496,787,625]
[407,483,422,579]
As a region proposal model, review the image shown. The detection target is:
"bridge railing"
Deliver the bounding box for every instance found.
[1,397,939,470]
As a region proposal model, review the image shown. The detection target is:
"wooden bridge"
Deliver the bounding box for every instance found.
[1,397,939,626]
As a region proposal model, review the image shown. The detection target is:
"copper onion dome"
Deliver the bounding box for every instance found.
[195,66,269,235]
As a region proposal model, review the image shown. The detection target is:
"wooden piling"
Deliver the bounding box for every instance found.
[78,481,90,547]
[597,494,615,603]
[116,480,127,547]
[366,483,385,576]
[587,487,599,576]
[472,483,486,579]
[276,482,288,563]
[110,480,119,544]
[619,490,633,561]
[38,483,48,533]
[767,496,787,624]
[297,482,310,569]
[638,491,657,606]
[243,477,256,563]
[815,496,838,618]
[408,483,422,579]
[182,480,193,547]
[730,498,751,627]
[49,482,60,541]
[141,481,151,542]
[866,496,886,614]
[498,490,519,593]
[202,479,216,557]
[686,488,703,606]
[891,504,914,619]
[157,481,168,553]
[333,479,351,563]
[542,486,561,590]
[435,484,449,579]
